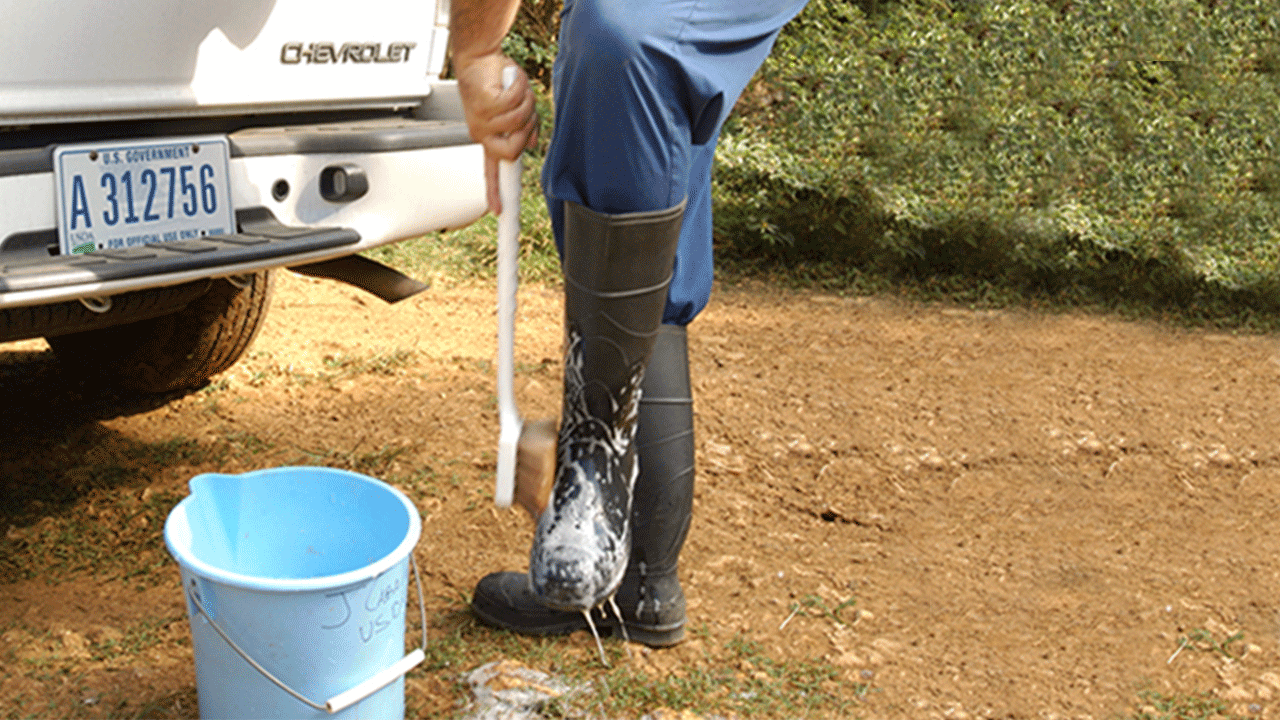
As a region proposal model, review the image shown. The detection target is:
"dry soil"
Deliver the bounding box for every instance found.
[3,270,1280,719]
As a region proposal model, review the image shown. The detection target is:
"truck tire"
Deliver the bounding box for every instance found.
[0,280,214,343]
[47,271,273,393]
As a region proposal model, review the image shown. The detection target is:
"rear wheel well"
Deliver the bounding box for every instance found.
[46,271,272,393]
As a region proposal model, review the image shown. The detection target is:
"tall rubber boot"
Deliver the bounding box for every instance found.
[606,322,694,644]
[470,323,695,646]
[529,199,685,611]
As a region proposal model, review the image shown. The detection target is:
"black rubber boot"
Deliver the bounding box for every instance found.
[528,200,685,612]
[611,323,693,644]
[472,324,695,646]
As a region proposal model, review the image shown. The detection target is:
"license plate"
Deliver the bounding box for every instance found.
[53,135,236,255]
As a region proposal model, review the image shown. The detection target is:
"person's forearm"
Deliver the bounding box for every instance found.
[450,0,522,65]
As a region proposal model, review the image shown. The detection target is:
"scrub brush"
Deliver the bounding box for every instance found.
[494,66,557,518]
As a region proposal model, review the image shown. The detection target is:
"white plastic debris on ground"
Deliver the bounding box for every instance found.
[461,659,586,719]
[459,658,724,720]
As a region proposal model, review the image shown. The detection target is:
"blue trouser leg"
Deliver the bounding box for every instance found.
[542,0,809,325]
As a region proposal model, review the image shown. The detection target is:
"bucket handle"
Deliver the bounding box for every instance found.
[186,554,428,715]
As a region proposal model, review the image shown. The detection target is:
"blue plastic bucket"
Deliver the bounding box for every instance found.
[164,467,424,720]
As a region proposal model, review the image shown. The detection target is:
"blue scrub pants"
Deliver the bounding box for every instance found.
[541,0,809,326]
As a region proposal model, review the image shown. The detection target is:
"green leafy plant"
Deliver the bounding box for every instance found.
[1130,689,1241,720]
[780,593,858,629]
[716,0,1280,317]
[504,0,561,89]
[1167,627,1246,663]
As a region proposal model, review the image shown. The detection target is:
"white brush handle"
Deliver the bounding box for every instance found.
[495,65,521,508]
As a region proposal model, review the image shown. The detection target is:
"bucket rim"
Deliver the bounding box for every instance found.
[164,466,422,592]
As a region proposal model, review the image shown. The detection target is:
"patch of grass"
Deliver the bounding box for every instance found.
[244,368,270,387]
[369,218,502,286]
[3,617,191,719]
[453,356,494,376]
[291,441,415,478]
[780,593,858,630]
[718,0,1280,328]
[265,349,421,388]
[222,430,276,461]
[413,601,867,720]
[0,444,191,584]
[0,429,233,584]
[321,349,417,378]
[124,436,214,467]
[9,486,185,585]
[132,688,199,720]
[89,615,186,662]
[572,633,866,718]
[1129,690,1243,720]
[395,466,446,500]
[515,359,556,375]
[1167,628,1246,664]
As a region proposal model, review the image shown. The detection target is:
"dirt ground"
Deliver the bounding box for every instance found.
[4,269,1280,719]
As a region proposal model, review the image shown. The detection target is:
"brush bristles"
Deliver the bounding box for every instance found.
[515,417,557,520]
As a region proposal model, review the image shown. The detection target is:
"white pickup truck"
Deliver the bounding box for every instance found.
[0,0,486,392]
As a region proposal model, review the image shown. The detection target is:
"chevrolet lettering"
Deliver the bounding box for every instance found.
[280,41,417,64]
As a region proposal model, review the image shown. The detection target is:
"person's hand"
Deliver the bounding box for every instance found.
[455,54,539,215]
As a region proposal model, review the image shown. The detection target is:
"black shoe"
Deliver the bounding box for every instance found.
[471,570,686,647]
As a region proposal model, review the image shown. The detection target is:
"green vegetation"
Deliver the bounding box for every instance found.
[416,607,869,719]
[480,0,1280,330]
[87,615,187,662]
[716,0,1280,327]
[0,472,186,585]
[577,635,864,718]
[6,3,1273,717]
[780,593,859,629]
[291,441,416,477]
[1121,629,1252,719]
[1167,627,1247,662]
[1129,689,1243,720]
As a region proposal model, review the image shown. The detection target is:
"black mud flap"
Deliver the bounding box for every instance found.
[290,254,428,304]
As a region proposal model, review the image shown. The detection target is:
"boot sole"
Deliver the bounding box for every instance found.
[470,598,685,647]
[616,622,685,647]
